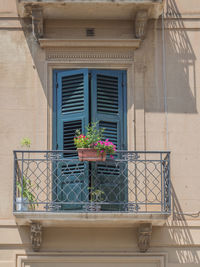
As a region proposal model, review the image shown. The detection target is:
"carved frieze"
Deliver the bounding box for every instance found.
[46,48,134,63]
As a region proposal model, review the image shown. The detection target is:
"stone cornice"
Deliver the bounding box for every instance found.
[39,39,141,49]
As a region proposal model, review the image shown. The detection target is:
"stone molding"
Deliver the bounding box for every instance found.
[14,212,167,227]
[16,253,167,267]
[39,39,141,49]
[45,48,135,63]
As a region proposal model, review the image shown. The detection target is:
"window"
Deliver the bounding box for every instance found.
[53,69,127,210]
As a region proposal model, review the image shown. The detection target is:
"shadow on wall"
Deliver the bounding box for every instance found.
[19,0,197,115]
[167,184,200,264]
[20,17,48,103]
[144,0,197,114]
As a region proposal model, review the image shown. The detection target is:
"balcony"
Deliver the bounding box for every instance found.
[17,0,164,47]
[13,150,171,227]
[17,0,164,20]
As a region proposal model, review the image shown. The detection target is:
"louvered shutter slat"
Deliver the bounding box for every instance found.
[97,74,119,115]
[61,74,85,114]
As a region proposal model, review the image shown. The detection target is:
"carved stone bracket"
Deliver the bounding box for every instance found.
[32,6,43,41]
[135,10,148,40]
[137,223,152,252]
[30,223,42,252]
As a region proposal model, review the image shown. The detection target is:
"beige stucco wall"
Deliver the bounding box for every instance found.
[0,0,200,266]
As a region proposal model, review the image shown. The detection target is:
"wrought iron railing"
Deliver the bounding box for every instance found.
[13,150,170,213]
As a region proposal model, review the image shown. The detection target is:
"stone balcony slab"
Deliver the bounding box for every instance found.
[18,0,164,20]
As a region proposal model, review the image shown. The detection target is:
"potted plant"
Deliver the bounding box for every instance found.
[16,137,37,211]
[16,176,37,211]
[74,122,116,161]
[87,187,105,212]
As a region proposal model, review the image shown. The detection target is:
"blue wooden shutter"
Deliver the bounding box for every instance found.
[54,69,89,210]
[91,70,127,211]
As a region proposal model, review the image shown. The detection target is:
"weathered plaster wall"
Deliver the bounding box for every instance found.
[0,0,47,218]
[0,0,200,267]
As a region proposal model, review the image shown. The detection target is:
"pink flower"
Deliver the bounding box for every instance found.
[110,155,114,159]
[100,150,104,153]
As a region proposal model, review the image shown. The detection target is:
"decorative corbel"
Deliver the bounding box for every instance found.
[137,223,152,252]
[30,223,42,252]
[135,10,148,40]
[32,6,43,41]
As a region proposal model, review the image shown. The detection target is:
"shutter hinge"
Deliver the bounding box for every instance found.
[56,144,58,150]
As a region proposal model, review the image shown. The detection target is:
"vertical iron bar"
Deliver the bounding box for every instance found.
[167,152,171,212]
[21,151,24,206]
[145,153,147,212]
[13,151,17,212]
[46,151,49,211]
[160,152,163,213]
[134,156,138,211]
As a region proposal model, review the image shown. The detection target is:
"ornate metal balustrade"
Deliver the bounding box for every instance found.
[13,150,170,213]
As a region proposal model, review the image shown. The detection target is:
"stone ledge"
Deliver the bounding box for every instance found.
[13,212,169,227]
[18,1,164,20]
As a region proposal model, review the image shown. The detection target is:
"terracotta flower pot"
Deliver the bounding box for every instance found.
[77,148,106,162]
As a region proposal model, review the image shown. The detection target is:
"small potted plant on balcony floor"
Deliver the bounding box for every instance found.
[16,137,37,211]
[16,176,37,211]
[74,122,116,161]
[86,187,105,212]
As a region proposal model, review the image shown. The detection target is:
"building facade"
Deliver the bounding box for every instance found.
[0,0,200,266]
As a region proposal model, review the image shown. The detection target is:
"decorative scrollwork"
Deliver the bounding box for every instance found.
[44,152,62,160]
[127,203,140,212]
[44,203,62,211]
[122,153,140,161]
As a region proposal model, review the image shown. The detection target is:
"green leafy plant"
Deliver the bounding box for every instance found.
[17,176,37,209]
[17,137,37,209]
[74,122,104,149]
[21,137,31,148]
[89,187,105,202]
[74,122,116,158]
